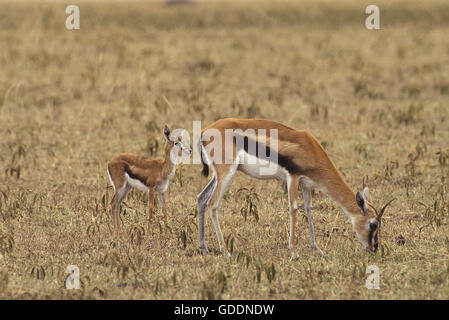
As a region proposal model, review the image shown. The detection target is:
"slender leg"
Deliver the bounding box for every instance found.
[110,192,118,235]
[147,187,155,237]
[207,165,237,255]
[158,192,169,234]
[114,183,131,237]
[302,188,323,256]
[197,176,216,254]
[209,207,226,254]
[158,192,167,225]
[287,175,300,252]
[108,162,130,238]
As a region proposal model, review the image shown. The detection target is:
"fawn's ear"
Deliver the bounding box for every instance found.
[164,125,171,141]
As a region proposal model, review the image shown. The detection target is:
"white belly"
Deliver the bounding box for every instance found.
[237,151,288,181]
[125,173,149,192]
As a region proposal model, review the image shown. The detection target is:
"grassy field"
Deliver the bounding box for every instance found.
[0,0,448,299]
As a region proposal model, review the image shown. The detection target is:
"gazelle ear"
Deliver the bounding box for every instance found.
[164,125,171,141]
[362,187,370,202]
[356,191,367,215]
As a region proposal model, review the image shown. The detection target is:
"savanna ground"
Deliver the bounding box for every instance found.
[0,0,448,299]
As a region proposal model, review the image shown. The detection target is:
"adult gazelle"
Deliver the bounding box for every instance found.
[197,118,394,255]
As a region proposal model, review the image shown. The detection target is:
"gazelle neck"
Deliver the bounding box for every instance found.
[326,177,360,222]
[311,162,361,223]
[162,144,176,175]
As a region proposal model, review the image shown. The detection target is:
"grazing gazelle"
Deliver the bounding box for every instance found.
[107,125,191,237]
[197,118,394,255]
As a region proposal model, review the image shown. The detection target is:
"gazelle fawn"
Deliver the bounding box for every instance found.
[197,118,395,256]
[107,125,191,237]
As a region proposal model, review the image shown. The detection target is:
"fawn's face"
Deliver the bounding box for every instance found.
[173,136,192,157]
[163,126,192,161]
[353,188,395,253]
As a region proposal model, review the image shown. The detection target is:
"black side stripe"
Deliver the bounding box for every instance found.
[124,164,147,185]
[235,135,303,175]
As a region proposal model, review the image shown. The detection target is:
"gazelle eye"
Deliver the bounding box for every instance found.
[369,223,378,231]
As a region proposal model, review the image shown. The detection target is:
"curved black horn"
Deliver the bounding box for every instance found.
[377,198,395,220]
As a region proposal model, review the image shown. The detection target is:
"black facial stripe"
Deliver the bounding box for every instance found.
[369,229,378,245]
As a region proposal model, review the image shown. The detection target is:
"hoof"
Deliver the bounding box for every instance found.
[216,248,231,257]
[313,247,324,256]
[200,246,210,255]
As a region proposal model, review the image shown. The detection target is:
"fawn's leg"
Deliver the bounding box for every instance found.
[108,162,130,238]
[114,183,131,237]
[147,187,155,237]
[158,192,167,225]
[110,192,118,235]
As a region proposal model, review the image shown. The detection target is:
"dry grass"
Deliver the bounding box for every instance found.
[0,0,448,299]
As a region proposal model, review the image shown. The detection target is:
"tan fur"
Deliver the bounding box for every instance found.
[198,118,388,255]
[107,127,188,237]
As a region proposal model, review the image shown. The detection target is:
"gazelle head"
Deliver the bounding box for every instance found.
[352,187,395,253]
[164,125,192,162]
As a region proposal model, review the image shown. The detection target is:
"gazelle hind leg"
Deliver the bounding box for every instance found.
[287,175,300,252]
[207,164,237,256]
[110,192,118,233]
[108,167,117,231]
[108,163,129,237]
[114,182,132,237]
[197,176,216,254]
[302,188,323,256]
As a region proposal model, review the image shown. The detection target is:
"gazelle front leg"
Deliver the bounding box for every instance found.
[302,188,323,256]
[158,191,168,233]
[159,192,167,226]
[287,175,300,252]
[147,187,155,237]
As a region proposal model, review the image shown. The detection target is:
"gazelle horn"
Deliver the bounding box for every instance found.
[377,198,395,220]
